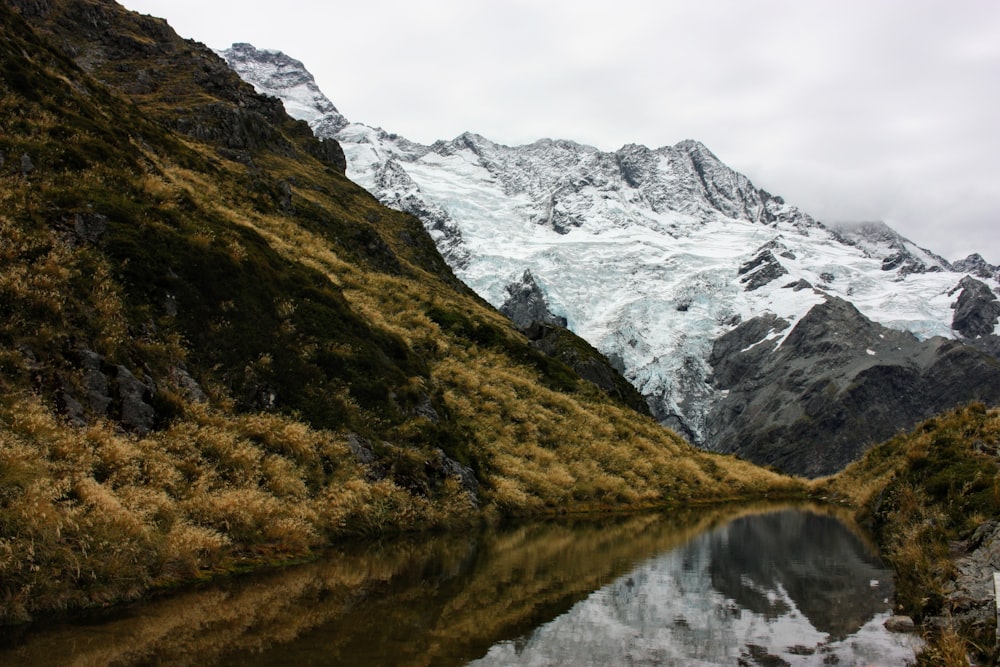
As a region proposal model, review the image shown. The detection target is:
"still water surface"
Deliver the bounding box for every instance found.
[0,505,921,666]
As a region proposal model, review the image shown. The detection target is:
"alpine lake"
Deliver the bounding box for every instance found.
[0,503,922,666]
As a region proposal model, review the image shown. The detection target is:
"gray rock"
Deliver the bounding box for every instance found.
[884,615,916,632]
[371,159,470,270]
[164,293,178,317]
[278,180,293,212]
[523,321,650,416]
[881,252,929,275]
[346,433,375,465]
[79,349,111,416]
[115,365,155,435]
[783,278,813,291]
[500,270,567,330]
[61,391,86,427]
[73,212,108,244]
[950,276,1000,339]
[411,394,439,422]
[20,153,34,177]
[952,253,999,281]
[929,521,1000,637]
[738,250,788,291]
[434,448,479,508]
[304,137,347,174]
[170,365,207,403]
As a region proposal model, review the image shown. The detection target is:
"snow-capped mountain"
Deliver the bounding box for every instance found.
[221,44,1000,475]
[218,44,349,136]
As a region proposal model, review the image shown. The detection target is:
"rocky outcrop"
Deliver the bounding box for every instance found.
[950,276,1000,339]
[500,270,566,329]
[707,297,1000,477]
[72,212,108,245]
[65,349,159,435]
[738,249,788,291]
[929,520,1000,639]
[371,159,470,269]
[953,253,999,281]
[220,43,350,135]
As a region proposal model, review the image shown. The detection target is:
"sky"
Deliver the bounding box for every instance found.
[119,0,1000,263]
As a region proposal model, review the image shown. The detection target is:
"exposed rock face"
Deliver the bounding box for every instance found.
[69,349,158,435]
[500,270,567,329]
[497,270,648,414]
[738,249,788,291]
[20,152,34,177]
[707,297,1000,477]
[369,158,470,268]
[72,212,108,245]
[952,253,999,281]
[950,276,1000,339]
[931,520,1000,638]
[883,616,916,633]
[114,364,156,434]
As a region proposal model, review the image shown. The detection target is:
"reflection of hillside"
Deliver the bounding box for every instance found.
[705,510,892,640]
[0,507,735,666]
[0,504,886,666]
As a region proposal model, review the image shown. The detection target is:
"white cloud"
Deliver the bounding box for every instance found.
[120,0,1000,262]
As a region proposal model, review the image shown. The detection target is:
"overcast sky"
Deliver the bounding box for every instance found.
[120,0,1000,263]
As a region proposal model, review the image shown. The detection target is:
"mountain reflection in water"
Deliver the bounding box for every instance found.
[0,506,921,666]
[472,509,921,666]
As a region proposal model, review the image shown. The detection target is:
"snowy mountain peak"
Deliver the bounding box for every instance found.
[224,45,1000,471]
[219,43,348,134]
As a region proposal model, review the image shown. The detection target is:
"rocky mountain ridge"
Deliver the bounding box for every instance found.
[222,43,1000,475]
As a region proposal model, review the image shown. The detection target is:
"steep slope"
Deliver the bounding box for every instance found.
[0,0,800,622]
[223,44,1000,473]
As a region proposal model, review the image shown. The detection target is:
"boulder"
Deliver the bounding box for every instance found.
[884,616,916,633]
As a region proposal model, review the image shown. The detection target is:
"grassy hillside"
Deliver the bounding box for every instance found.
[0,0,803,622]
[819,403,1000,665]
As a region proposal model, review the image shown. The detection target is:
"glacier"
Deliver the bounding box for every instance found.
[220,43,1000,449]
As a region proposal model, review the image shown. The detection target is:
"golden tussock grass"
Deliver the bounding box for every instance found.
[0,391,477,622]
[433,348,803,513]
